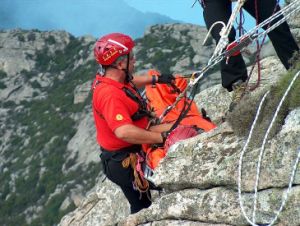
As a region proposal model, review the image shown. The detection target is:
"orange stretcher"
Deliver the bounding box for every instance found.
[143,70,216,169]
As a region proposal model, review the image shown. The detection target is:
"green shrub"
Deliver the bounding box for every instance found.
[36,48,51,71]
[0,70,7,79]
[27,33,36,42]
[65,36,83,58]
[25,53,34,60]
[50,50,68,72]
[2,101,15,108]
[17,34,25,42]
[0,81,7,89]
[45,35,56,45]
[227,61,300,147]
[21,69,37,81]
[33,91,39,97]
[30,80,42,89]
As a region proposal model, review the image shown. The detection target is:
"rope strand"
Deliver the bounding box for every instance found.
[238,91,270,226]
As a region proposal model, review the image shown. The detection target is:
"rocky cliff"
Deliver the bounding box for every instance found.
[1,2,300,225]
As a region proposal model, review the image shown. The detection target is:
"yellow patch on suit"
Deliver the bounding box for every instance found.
[116,114,124,121]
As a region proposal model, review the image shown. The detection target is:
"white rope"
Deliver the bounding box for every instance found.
[267,147,300,226]
[202,21,226,46]
[236,0,300,43]
[259,3,300,39]
[238,70,300,226]
[208,0,246,64]
[238,91,270,225]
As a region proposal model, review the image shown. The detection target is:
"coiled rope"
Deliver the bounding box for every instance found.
[238,70,300,226]
[122,153,149,193]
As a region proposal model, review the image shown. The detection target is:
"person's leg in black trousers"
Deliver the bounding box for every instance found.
[242,0,299,69]
[120,185,151,214]
[202,0,248,91]
[102,158,151,214]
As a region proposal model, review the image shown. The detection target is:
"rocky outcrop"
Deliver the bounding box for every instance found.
[0,29,71,103]
[0,29,98,225]
[286,0,300,41]
[63,110,99,174]
[0,29,95,104]
[0,29,70,75]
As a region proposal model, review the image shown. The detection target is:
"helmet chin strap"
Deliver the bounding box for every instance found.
[123,54,132,83]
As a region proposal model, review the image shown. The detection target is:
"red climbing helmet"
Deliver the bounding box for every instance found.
[94,33,134,65]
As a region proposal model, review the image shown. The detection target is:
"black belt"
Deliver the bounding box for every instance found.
[100,144,141,162]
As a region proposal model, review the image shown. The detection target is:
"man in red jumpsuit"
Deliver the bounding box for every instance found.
[92,33,174,214]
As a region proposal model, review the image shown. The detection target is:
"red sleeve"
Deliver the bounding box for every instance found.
[99,93,133,132]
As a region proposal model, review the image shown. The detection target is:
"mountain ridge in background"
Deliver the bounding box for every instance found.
[0,0,179,39]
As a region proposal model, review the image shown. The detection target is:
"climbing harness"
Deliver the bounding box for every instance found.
[238,70,300,226]
[123,83,155,121]
[92,76,154,122]
[122,152,150,193]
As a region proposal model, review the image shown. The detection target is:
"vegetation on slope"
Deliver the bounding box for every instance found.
[227,58,300,146]
[0,35,101,226]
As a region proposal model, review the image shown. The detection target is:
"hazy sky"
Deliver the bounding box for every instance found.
[125,0,206,25]
[0,0,257,38]
[0,0,183,38]
[125,0,257,27]
[131,0,259,28]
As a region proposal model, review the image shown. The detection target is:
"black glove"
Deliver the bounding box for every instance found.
[201,108,212,122]
[151,131,169,149]
[157,74,175,84]
[161,131,170,143]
